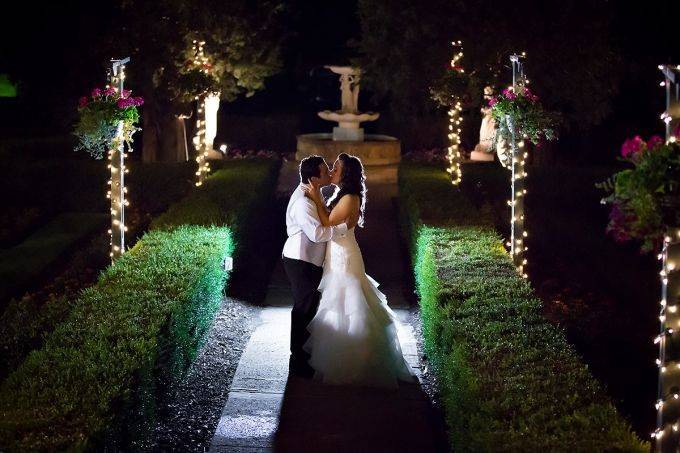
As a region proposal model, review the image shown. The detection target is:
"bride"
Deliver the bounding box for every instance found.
[301,153,416,388]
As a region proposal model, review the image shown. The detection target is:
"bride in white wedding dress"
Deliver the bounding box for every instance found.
[301,153,416,388]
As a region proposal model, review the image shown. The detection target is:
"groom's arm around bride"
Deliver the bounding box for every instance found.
[281,156,346,377]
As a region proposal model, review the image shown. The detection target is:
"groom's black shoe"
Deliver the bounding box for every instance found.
[289,356,315,378]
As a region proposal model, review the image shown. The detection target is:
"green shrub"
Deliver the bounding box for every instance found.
[0,212,108,304]
[0,162,195,381]
[0,159,280,450]
[399,163,647,452]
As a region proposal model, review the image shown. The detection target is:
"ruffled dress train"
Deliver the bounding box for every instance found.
[303,228,416,388]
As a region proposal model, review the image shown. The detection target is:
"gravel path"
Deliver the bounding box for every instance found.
[149,297,259,452]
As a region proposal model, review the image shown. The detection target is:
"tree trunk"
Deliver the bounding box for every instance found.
[141,95,187,163]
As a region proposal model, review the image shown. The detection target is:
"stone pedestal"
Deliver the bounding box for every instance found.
[296,133,401,166]
[333,127,364,141]
[470,147,495,162]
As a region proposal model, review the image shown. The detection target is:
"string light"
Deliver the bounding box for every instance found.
[189,40,220,187]
[108,59,131,261]
[656,64,680,450]
[446,40,464,185]
[506,53,530,278]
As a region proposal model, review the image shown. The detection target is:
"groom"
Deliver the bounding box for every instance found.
[282,155,347,377]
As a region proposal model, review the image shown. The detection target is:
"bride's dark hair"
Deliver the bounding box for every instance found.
[327,153,367,227]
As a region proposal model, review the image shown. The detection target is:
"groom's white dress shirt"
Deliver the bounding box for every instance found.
[282,185,348,267]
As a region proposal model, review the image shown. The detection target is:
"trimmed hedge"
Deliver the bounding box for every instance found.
[399,163,647,452]
[0,159,280,450]
[0,212,108,303]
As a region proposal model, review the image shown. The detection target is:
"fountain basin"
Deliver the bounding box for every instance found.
[296,133,401,166]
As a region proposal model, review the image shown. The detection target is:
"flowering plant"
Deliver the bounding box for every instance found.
[599,135,680,252]
[73,87,144,159]
[222,148,283,160]
[489,85,557,147]
[402,147,448,164]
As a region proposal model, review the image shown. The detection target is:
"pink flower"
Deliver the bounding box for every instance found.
[132,96,144,106]
[488,97,497,107]
[502,87,514,97]
[78,96,88,108]
[647,135,664,149]
[621,135,645,158]
[506,91,517,100]
[121,89,131,99]
[104,87,116,97]
[606,203,633,242]
[91,88,102,98]
[116,98,128,108]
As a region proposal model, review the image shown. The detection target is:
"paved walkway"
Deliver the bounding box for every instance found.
[209,163,444,452]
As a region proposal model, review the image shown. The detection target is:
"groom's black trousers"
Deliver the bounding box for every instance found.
[282,256,323,364]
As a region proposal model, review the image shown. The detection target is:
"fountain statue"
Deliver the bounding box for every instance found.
[296,65,401,168]
[470,86,497,162]
[317,66,379,141]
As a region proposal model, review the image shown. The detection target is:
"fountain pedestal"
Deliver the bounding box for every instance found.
[297,65,400,166]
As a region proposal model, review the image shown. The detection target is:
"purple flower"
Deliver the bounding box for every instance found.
[121,89,131,99]
[621,135,644,158]
[91,88,102,98]
[488,97,497,107]
[133,96,144,106]
[502,87,513,97]
[116,98,129,108]
[506,91,517,100]
[78,96,88,108]
[104,87,116,97]
[647,135,664,150]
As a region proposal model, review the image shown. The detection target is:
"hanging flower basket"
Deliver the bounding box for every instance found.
[489,86,558,152]
[73,87,144,159]
[599,136,680,251]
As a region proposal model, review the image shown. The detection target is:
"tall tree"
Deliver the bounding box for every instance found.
[109,0,285,161]
[356,0,622,132]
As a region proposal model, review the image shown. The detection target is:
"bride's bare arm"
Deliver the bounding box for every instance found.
[302,184,358,227]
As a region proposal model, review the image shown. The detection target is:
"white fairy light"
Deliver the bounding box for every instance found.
[446,40,465,185]
[189,40,220,186]
[107,58,132,261]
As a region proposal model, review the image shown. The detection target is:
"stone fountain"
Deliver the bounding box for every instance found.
[296,66,401,166]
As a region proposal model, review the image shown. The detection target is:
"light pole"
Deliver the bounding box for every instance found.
[654,63,680,452]
[107,57,130,260]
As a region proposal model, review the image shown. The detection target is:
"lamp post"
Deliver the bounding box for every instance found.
[507,53,528,278]
[107,57,130,260]
[654,64,680,452]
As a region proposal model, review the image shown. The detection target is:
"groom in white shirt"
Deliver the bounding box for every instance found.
[282,155,347,377]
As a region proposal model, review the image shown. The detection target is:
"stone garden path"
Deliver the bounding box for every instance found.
[208,162,445,452]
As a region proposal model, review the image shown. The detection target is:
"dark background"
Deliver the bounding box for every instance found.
[1,0,677,158]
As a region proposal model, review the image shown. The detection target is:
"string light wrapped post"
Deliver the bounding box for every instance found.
[654,63,680,451]
[190,40,221,187]
[446,40,464,185]
[107,57,131,260]
[507,53,528,277]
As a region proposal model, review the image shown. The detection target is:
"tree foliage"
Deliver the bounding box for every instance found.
[112,0,285,110]
[356,0,622,131]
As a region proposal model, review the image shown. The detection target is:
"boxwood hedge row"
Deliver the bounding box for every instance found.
[398,163,646,452]
[0,159,280,450]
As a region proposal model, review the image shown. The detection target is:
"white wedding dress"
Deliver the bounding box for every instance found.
[303,226,417,388]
